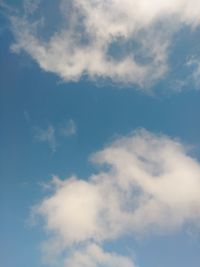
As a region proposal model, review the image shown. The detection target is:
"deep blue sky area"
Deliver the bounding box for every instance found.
[1,2,200,267]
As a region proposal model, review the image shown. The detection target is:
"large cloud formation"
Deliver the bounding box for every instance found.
[9,0,200,87]
[35,129,200,266]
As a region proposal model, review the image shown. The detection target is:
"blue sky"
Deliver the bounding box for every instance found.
[1,1,200,267]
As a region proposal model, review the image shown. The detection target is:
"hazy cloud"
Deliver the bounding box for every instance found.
[23,0,41,14]
[34,125,57,153]
[24,110,31,123]
[60,119,77,137]
[33,119,77,152]
[186,57,200,87]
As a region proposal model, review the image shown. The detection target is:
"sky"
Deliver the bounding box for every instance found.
[1,1,200,267]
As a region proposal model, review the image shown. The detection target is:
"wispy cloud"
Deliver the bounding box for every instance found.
[65,244,136,267]
[33,119,77,152]
[186,56,200,88]
[23,0,41,14]
[34,125,57,153]
[24,110,31,123]
[8,0,200,88]
[33,129,200,266]
[60,119,77,137]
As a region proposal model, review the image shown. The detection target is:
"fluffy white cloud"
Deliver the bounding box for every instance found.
[10,0,200,87]
[34,129,200,266]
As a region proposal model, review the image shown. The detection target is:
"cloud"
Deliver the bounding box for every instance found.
[23,0,41,14]
[33,119,77,152]
[186,56,200,87]
[24,110,31,123]
[65,243,136,267]
[9,0,200,88]
[34,125,57,153]
[34,129,200,266]
[60,119,77,137]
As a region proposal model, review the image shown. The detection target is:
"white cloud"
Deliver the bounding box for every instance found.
[60,119,77,137]
[65,243,136,267]
[34,129,200,266]
[34,125,57,153]
[9,0,200,88]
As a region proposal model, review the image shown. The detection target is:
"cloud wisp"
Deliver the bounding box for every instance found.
[34,129,200,266]
[33,119,77,152]
[8,0,200,88]
[60,119,77,137]
[34,125,57,153]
